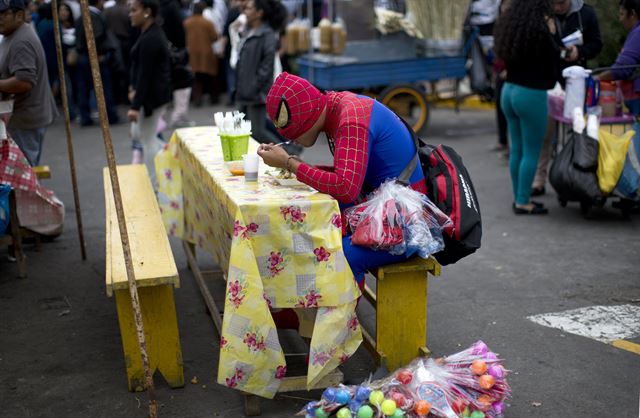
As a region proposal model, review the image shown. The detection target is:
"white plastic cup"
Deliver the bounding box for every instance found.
[243,153,259,182]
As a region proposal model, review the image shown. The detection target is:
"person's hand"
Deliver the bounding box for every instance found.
[128,88,135,103]
[565,45,579,62]
[127,109,139,122]
[546,16,556,34]
[257,143,290,169]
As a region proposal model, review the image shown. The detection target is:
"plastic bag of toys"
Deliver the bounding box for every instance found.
[298,341,510,418]
[344,179,452,258]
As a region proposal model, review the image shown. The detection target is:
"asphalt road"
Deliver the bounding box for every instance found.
[1,103,639,418]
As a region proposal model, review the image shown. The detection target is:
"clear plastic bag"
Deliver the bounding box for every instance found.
[298,340,511,418]
[345,180,452,258]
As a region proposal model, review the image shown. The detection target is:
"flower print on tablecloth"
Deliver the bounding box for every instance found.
[330,213,342,229]
[227,274,248,308]
[295,289,323,308]
[310,345,337,367]
[279,205,307,230]
[233,220,259,240]
[243,328,268,352]
[224,367,247,389]
[275,365,287,379]
[265,249,290,278]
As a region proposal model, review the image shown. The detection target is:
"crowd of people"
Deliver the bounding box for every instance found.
[0,0,307,168]
[2,0,640,216]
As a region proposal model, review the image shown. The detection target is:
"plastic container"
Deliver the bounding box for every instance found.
[319,18,332,53]
[331,20,347,55]
[219,133,250,161]
[562,66,590,119]
[599,80,617,118]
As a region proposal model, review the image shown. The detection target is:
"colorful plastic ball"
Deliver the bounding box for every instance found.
[396,369,413,384]
[336,389,351,405]
[485,352,498,360]
[305,402,317,414]
[355,386,371,401]
[349,399,363,413]
[477,394,493,408]
[390,392,406,408]
[369,390,384,406]
[488,365,504,379]
[357,405,374,418]
[462,407,471,418]
[322,387,337,402]
[380,399,397,415]
[337,407,352,418]
[471,359,487,375]
[390,409,405,418]
[315,408,330,418]
[492,401,505,415]
[470,411,485,418]
[479,374,496,390]
[471,341,489,355]
[414,400,431,416]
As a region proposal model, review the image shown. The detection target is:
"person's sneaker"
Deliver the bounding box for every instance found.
[131,149,143,164]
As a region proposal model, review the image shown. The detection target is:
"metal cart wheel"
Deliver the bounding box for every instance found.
[379,83,430,134]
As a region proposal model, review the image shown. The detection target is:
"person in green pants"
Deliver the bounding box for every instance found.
[494,0,561,214]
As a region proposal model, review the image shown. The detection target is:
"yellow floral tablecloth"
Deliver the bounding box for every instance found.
[156,127,362,398]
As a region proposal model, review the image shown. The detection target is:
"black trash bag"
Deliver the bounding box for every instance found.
[549,131,603,203]
[572,132,599,172]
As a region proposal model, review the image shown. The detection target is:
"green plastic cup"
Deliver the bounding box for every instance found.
[228,133,250,161]
[219,134,232,161]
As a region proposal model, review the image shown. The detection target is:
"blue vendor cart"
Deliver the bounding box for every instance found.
[297,31,480,134]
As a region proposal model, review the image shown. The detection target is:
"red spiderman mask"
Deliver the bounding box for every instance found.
[266,72,327,141]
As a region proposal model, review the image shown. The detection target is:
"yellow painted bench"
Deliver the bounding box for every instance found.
[361,257,441,371]
[104,165,184,392]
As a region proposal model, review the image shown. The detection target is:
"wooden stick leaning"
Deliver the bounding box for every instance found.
[51,0,87,261]
[76,1,158,417]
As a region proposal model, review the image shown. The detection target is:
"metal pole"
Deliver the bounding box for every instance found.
[77,1,158,417]
[308,0,314,84]
[51,0,87,261]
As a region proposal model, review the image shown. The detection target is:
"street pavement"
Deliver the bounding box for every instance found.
[1,103,639,418]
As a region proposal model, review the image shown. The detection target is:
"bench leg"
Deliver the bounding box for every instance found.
[376,272,429,370]
[114,285,184,391]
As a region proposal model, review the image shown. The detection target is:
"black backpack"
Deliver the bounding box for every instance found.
[398,120,482,265]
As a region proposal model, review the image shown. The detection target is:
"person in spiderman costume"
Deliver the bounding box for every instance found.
[258,72,426,293]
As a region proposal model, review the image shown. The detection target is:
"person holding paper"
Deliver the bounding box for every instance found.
[530,0,603,197]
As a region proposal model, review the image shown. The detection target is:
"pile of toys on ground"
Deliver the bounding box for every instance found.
[299,341,510,418]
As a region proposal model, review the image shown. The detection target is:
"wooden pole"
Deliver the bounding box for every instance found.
[51,0,87,261]
[77,1,158,417]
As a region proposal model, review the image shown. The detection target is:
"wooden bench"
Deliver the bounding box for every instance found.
[104,164,184,392]
[361,257,441,371]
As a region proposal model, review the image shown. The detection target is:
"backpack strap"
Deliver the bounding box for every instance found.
[396,116,426,186]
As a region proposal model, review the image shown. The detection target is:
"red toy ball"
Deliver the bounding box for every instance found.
[396,369,413,385]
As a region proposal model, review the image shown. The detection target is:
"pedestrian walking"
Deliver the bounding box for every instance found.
[235,0,287,146]
[184,2,218,107]
[103,0,132,105]
[74,0,120,126]
[157,0,193,129]
[0,0,57,166]
[494,0,560,214]
[127,0,172,176]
